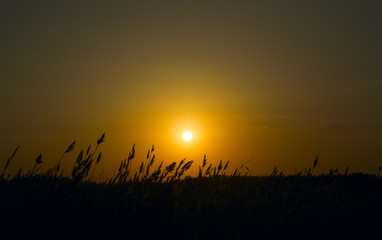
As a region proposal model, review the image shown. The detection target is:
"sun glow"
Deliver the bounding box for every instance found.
[169,116,204,148]
[183,131,192,141]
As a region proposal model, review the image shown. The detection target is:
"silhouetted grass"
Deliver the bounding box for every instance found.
[1,134,381,239]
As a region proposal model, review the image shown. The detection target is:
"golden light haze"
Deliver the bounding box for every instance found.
[1,1,382,177]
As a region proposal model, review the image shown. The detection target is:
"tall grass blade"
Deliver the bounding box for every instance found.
[86,145,91,155]
[313,155,319,169]
[2,146,19,176]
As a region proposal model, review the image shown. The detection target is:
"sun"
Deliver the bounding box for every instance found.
[183,131,192,141]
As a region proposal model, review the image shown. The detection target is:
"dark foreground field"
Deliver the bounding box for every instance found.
[1,174,381,240]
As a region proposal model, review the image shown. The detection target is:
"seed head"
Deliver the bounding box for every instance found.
[35,153,42,165]
[65,141,76,153]
[97,133,105,145]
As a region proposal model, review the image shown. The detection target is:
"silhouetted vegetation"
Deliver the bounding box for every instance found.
[1,134,381,239]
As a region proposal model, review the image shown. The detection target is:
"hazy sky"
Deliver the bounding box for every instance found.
[1,0,382,176]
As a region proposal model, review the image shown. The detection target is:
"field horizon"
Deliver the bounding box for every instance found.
[1,134,382,239]
[3,133,381,182]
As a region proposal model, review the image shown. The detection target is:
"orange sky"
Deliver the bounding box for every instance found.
[1,1,382,177]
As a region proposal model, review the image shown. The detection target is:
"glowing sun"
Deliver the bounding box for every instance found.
[183,131,192,141]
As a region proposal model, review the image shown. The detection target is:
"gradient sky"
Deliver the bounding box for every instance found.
[1,0,382,176]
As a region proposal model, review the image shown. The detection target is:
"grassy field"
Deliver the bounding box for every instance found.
[1,135,381,239]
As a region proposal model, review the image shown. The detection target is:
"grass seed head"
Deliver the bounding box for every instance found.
[224,161,229,170]
[86,145,91,155]
[35,153,42,165]
[76,150,84,164]
[96,151,102,164]
[65,141,76,153]
[218,160,223,171]
[97,133,105,145]
[167,162,176,173]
